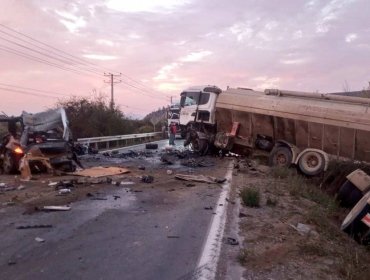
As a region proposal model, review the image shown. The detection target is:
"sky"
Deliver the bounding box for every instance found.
[0,0,369,118]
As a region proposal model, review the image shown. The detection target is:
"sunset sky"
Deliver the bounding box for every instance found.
[1,0,369,118]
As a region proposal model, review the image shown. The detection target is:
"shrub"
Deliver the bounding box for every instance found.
[240,187,260,207]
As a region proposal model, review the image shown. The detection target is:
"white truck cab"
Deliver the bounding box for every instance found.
[179,85,221,132]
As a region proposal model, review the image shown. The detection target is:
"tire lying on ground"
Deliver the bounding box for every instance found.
[145,143,158,150]
[341,191,370,245]
[337,179,363,208]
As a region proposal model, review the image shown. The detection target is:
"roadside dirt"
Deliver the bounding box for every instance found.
[231,159,370,280]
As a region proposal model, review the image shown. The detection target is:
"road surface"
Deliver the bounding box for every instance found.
[0,140,235,280]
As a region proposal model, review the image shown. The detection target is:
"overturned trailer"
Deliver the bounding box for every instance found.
[179,86,370,176]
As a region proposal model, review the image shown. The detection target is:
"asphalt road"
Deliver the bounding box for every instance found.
[0,140,232,280]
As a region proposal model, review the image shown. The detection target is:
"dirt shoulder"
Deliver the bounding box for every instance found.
[230,160,370,280]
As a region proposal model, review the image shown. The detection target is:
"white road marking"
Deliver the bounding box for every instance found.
[194,162,234,280]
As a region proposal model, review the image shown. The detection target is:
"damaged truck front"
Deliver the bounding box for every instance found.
[0,108,77,174]
[180,86,370,176]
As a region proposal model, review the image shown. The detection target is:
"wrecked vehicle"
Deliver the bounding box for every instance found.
[0,108,77,174]
[179,86,370,176]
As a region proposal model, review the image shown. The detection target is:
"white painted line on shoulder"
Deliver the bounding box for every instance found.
[194,162,234,280]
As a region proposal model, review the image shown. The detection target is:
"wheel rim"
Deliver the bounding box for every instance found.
[299,151,324,174]
[276,153,287,165]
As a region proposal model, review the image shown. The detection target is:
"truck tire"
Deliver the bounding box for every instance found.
[298,151,325,176]
[190,138,209,155]
[337,180,363,208]
[341,191,370,244]
[145,143,158,149]
[268,146,292,168]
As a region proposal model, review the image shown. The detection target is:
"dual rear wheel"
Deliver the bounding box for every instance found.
[269,147,326,176]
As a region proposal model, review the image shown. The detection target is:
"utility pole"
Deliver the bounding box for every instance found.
[104,73,122,110]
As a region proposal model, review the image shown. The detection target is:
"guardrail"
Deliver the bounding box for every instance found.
[76,132,162,151]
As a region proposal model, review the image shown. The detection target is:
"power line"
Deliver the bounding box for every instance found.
[0,29,102,74]
[0,45,98,78]
[0,23,168,101]
[0,23,111,74]
[0,86,61,99]
[0,82,67,97]
[0,23,163,94]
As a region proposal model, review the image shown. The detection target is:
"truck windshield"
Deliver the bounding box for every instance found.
[180,92,210,107]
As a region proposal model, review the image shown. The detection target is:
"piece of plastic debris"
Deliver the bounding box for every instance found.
[48,182,58,187]
[58,188,71,195]
[121,181,135,185]
[17,185,26,190]
[42,205,71,211]
[166,170,173,175]
[35,237,45,243]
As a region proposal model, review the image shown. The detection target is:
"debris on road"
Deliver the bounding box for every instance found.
[180,158,214,168]
[72,166,130,178]
[166,170,173,175]
[145,143,158,150]
[42,205,71,211]
[160,154,176,165]
[141,175,154,183]
[7,260,16,266]
[58,188,71,195]
[225,237,239,246]
[175,174,226,184]
[138,165,146,170]
[0,184,16,192]
[35,237,45,243]
[121,181,135,186]
[16,224,52,229]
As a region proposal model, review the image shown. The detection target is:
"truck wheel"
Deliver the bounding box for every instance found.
[298,151,325,176]
[190,138,209,155]
[268,146,292,168]
[337,180,363,208]
[341,191,370,244]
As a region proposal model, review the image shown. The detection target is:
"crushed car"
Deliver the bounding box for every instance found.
[0,108,80,174]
